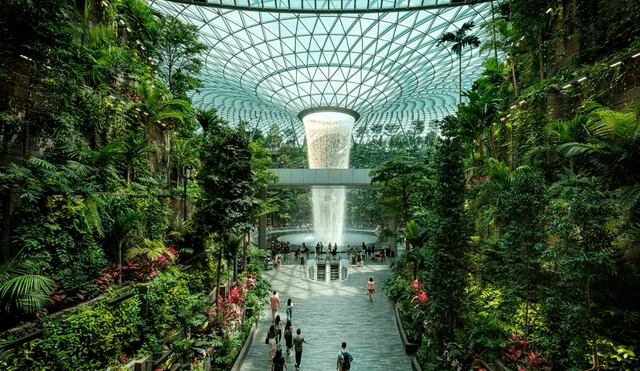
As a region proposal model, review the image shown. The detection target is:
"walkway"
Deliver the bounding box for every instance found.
[240,256,412,371]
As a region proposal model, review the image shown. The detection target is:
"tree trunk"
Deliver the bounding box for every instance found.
[489,124,498,161]
[459,56,463,105]
[511,57,518,96]
[126,165,131,184]
[23,123,29,158]
[570,156,575,173]
[215,241,223,319]
[491,1,498,62]
[538,21,544,80]
[586,282,600,369]
[524,277,530,352]
[118,241,123,286]
[243,232,248,274]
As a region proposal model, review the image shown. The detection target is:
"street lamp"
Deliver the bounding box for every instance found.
[182,164,195,219]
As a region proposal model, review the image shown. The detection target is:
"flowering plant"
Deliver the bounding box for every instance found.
[410,279,429,307]
[500,333,548,371]
[190,357,205,371]
[210,282,250,335]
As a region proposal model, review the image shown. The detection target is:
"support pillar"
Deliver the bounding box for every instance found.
[389,218,397,257]
[259,187,266,250]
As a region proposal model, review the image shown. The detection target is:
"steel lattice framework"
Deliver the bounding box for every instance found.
[149,0,496,144]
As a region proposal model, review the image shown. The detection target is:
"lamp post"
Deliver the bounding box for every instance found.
[182,165,195,219]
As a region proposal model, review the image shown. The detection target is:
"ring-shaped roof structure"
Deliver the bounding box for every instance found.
[150,0,497,143]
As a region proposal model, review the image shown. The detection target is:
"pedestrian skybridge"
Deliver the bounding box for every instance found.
[268,168,377,188]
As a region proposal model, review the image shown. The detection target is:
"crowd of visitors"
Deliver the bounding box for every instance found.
[264,253,383,369]
[267,291,308,370]
[267,239,390,271]
[267,290,359,370]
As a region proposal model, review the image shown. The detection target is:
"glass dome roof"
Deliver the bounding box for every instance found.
[149,0,496,143]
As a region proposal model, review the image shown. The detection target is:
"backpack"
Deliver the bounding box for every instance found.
[285,328,292,341]
[341,351,352,370]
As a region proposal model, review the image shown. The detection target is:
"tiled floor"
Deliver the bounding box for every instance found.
[239,256,413,371]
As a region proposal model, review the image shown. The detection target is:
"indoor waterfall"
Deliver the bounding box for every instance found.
[302,110,355,246]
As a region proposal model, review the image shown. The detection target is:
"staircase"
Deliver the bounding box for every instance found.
[330,262,339,281]
[317,261,326,281]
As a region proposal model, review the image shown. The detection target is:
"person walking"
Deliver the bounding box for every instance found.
[284,320,294,357]
[285,298,293,322]
[293,328,308,369]
[266,324,278,359]
[367,277,375,301]
[272,348,288,371]
[336,342,353,371]
[275,315,283,345]
[270,291,280,321]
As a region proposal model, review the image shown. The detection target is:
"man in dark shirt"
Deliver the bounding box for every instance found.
[293,328,308,369]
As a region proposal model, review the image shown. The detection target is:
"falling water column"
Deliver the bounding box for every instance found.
[300,109,357,246]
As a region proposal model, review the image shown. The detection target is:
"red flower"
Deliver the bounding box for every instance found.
[120,353,127,363]
[417,292,428,303]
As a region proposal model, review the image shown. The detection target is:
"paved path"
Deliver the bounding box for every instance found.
[240,257,413,371]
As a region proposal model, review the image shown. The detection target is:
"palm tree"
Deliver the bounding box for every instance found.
[438,21,481,104]
[112,210,142,286]
[127,238,175,262]
[196,108,223,132]
[546,114,588,173]
[557,101,640,186]
[0,255,55,314]
[459,88,506,162]
[64,140,123,187]
[480,18,519,95]
[168,217,195,254]
[170,137,199,188]
[134,82,192,181]
[119,130,156,184]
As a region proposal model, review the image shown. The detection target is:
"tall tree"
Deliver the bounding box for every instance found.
[458,88,506,162]
[196,120,258,310]
[156,15,207,101]
[370,158,432,247]
[438,21,481,104]
[422,116,472,351]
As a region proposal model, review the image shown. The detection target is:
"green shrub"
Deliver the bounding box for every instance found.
[30,288,144,370]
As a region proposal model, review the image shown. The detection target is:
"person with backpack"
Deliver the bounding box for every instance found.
[284,320,294,357]
[272,348,288,371]
[336,342,353,371]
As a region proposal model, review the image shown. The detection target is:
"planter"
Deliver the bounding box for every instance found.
[124,354,154,371]
[229,314,259,371]
[392,302,421,355]
[411,356,422,371]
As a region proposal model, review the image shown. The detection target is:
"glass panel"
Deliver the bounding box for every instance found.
[149,0,497,139]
